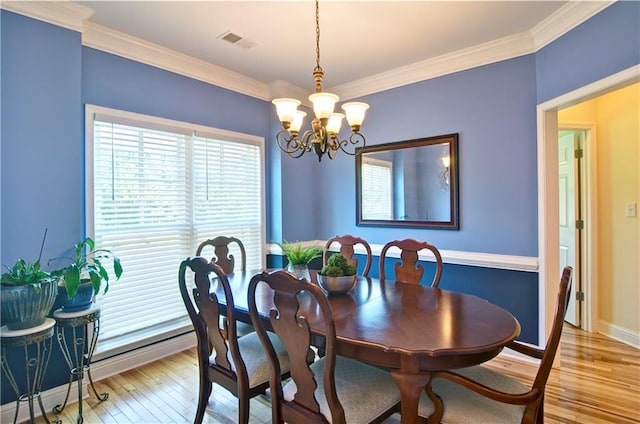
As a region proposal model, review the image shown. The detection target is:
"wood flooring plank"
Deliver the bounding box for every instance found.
[27,324,639,423]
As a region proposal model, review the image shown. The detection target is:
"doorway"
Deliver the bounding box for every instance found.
[537,65,639,346]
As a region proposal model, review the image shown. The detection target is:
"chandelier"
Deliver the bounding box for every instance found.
[272,0,369,162]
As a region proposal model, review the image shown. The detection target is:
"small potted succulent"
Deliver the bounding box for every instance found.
[277,240,322,281]
[317,253,357,295]
[50,237,123,312]
[1,232,58,329]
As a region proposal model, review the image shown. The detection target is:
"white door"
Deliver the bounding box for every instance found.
[558,131,581,326]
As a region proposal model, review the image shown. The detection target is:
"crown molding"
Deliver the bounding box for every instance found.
[332,1,614,100]
[1,0,93,32]
[331,31,535,100]
[82,22,271,101]
[530,0,616,50]
[3,1,615,102]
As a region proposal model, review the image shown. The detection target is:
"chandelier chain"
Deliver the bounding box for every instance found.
[315,0,321,72]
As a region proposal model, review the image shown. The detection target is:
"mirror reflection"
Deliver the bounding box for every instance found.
[356,134,459,229]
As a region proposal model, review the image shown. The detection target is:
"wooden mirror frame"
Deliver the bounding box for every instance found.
[355,133,459,229]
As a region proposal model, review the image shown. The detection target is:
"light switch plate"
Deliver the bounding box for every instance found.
[626,202,637,217]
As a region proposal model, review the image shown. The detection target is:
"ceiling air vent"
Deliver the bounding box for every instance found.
[217,31,256,49]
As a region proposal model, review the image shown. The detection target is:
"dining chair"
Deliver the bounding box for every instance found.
[418,266,573,424]
[196,235,253,336]
[379,238,443,286]
[179,257,297,424]
[323,234,373,277]
[196,235,247,273]
[247,269,401,424]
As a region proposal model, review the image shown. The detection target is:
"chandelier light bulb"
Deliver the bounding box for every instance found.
[290,110,307,133]
[341,102,369,129]
[272,98,301,126]
[309,92,339,120]
[326,113,344,135]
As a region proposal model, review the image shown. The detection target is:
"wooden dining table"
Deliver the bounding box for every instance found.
[217,270,521,424]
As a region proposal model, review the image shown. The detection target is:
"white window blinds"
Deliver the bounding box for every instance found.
[361,157,393,220]
[87,106,264,351]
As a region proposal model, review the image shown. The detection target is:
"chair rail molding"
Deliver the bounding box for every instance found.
[268,241,538,273]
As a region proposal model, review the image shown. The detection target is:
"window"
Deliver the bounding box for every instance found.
[361,157,393,220]
[86,105,264,355]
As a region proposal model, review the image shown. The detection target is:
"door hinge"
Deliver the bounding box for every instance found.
[575,148,583,159]
[576,220,584,230]
[576,291,585,301]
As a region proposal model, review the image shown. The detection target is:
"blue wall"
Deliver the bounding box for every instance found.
[82,48,271,136]
[3,2,638,266]
[1,1,639,405]
[0,10,274,404]
[314,56,539,256]
[1,11,83,264]
[536,1,640,103]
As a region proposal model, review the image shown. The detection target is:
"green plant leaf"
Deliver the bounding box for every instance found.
[277,241,322,265]
[318,253,356,276]
[49,236,123,299]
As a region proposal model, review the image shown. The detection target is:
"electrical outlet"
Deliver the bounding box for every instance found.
[626,202,637,217]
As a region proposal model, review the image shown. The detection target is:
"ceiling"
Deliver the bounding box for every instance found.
[73,1,575,92]
[4,1,607,100]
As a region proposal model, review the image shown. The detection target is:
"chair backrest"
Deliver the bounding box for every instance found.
[323,234,373,277]
[248,270,345,424]
[196,236,246,273]
[531,265,573,395]
[379,238,443,286]
[179,256,249,391]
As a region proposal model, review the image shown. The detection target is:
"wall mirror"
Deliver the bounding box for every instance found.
[356,133,459,229]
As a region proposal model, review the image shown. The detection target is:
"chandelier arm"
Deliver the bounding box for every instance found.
[299,130,316,152]
[327,146,337,160]
[335,132,366,156]
[275,130,305,155]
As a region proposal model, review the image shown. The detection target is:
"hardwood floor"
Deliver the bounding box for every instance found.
[37,325,639,423]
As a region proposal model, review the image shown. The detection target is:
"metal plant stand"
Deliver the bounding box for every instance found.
[53,304,108,423]
[1,318,60,424]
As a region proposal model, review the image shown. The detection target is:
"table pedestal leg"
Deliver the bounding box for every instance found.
[390,368,432,424]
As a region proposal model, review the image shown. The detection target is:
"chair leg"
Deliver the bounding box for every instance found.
[536,395,545,424]
[194,380,212,424]
[238,389,250,424]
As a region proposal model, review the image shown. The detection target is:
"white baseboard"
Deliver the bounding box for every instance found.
[598,320,640,349]
[498,346,541,366]
[1,332,197,423]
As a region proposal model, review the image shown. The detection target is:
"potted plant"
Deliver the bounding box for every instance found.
[277,240,322,281]
[50,237,123,312]
[317,253,357,295]
[1,232,58,329]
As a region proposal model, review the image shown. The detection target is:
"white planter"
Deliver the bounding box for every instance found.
[286,264,311,281]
